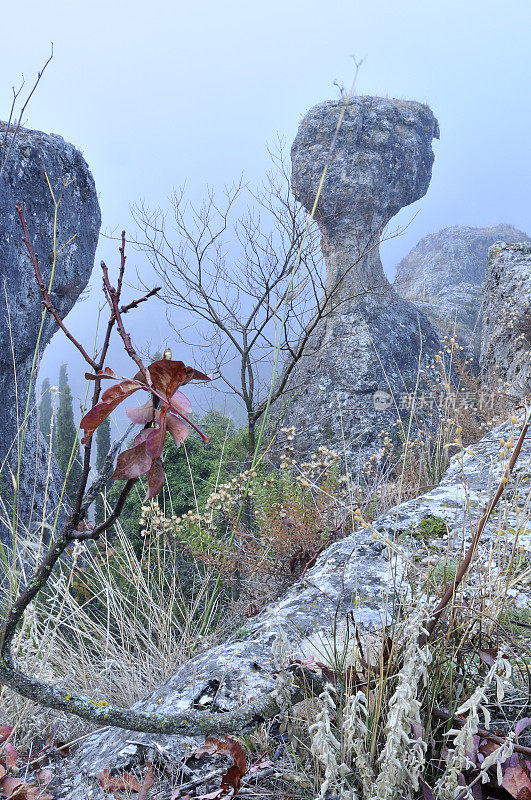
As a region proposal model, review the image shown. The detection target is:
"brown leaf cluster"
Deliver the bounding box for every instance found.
[80,359,210,500]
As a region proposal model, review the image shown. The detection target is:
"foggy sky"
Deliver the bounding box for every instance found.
[1,0,530,425]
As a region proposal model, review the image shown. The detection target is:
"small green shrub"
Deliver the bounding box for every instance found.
[410,514,448,540]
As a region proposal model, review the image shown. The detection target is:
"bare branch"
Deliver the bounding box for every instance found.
[101,256,148,381]
[120,286,162,314]
[16,203,98,370]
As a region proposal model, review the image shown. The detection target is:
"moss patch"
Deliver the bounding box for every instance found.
[409,515,448,540]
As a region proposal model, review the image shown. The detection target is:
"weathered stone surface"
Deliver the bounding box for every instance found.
[52,410,530,799]
[0,123,100,549]
[480,241,531,402]
[279,97,441,471]
[393,225,529,356]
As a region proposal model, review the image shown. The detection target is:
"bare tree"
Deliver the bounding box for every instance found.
[134,147,392,459]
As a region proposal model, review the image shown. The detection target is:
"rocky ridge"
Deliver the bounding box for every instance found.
[52,410,530,799]
[480,241,531,401]
[393,225,529,356]
[0,123,100,549]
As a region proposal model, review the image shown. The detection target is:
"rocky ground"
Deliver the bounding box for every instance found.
[43,410,530,799]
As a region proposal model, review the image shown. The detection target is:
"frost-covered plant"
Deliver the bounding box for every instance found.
[271,628,295,715]
[372,607,431,800]
[342,690,374,799]
[435,653,513,800]
[309,682,350,800]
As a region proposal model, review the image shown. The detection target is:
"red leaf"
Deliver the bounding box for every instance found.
[101,379,142,406]
[516,719,531,739]
[127,399,155,424]
[193,736,246,798]
[134,429,152,446]
[221,765,241,794]
[0,764,5,780]
[145,458,165,500]
[248,759,274,774]
[166,414,189,447]
[4,742,17,767]
[420,776,435,800]
[85,367,118,380]
[145,426,166,459]
[112,441,153,480]
[138,359,210,400]
[36,769,52,787]
[0,726,13,744]
[193,739,219,758]
[0,776,24,797]
[502,764,531,800]
[410,719,426,742]
[24,788,53,800]
[138,763,155,800]
[478,648,499,667]
[98,768,142,794]
[80,380,140,442]
[246,604,259,618]
[145,408,168,459]
[169,390,192,414]
[478,739,500,761]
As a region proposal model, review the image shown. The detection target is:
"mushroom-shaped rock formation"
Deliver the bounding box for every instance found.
[480,241,531,402]
[0,123,101,549]
[393,225,530,357]
[279,97,441,470]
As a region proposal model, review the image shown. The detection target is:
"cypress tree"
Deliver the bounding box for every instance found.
[54,364,83,503]
[39,377,53,440]
[95,417,111,524]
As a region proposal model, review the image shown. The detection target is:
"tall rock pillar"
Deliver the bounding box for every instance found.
[0,123,101,548]
[279,97,441,469]
[480,242,531,403]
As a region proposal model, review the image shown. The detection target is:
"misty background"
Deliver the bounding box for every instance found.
[1,0,530,431]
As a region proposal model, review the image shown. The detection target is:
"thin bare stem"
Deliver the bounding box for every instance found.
[15,203,98,370]
[121,287,162,314]
[101,258,148,382]
[0,45,54,180]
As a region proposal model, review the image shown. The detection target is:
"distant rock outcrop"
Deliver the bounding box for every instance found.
[0,123,100,549]
[279,97,441,470]
[393,225,529,355]
[480,241,531,401]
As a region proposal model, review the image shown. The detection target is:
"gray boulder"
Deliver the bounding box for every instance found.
[480,241,531,402]
[393,225,529,356]
[0,123,100,550]
[279,97,441,471]
[52,411,530,799]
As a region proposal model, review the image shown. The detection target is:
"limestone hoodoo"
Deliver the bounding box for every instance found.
[0,123,101,547]
[279,97,441,470]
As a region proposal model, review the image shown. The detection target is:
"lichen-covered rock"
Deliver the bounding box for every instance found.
[393,225,529,356]
[279,97,441,470]
[480,241,531,401]
[0,123,100,548]
[51,411,530,799]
